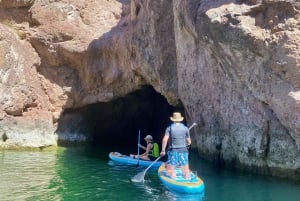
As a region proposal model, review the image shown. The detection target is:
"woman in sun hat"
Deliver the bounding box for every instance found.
[160,112,191,179]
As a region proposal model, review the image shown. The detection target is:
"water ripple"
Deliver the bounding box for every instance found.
[1,147,300,201]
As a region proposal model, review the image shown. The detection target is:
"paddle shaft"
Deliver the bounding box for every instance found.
[188,122,197,130]
[187,122,197,149]
[143,156,162,173]
[131,156,162,182]
[137,130,141,166]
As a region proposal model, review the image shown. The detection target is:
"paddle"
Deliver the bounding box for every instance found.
[131,156,162,182]
[187,123,197,157]
[188,122,197,148]
[189,122,197,130]
[137,130,141,166]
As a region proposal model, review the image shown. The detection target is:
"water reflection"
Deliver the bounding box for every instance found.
[0,150,62,201]
[1,147,300,201]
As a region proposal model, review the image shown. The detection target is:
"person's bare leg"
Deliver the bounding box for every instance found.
[181,164,190,179]
[140,156,150,160]
[166,164,176,179]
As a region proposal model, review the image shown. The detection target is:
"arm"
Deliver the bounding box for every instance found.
[186,137,191,146]
[138,144,147,150]
[186,127,191,147]
[160,135,169,156]
[140,143,152,156]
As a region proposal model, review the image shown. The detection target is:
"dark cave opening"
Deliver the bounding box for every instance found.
[56,85,186,150]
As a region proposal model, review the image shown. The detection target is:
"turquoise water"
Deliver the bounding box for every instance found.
[0,146,299,201]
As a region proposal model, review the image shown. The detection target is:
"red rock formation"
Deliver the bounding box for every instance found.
[0,0,299,180]
[172,0,300,180]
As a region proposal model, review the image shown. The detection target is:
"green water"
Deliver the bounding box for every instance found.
[0,146,299,201]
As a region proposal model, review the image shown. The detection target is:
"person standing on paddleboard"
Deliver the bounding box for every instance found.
[160,112,191,179]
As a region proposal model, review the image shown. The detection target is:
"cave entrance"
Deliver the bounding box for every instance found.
[56,85,184,150]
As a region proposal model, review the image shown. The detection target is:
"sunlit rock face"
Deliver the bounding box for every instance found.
[172,0,300,179]
[0,0,137,148]
[0,0,299,180]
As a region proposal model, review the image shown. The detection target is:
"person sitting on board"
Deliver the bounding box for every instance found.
[130,135,159,161]
[141,135,160,160]
[160,112,191,179]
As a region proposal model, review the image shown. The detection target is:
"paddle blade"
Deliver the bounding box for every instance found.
[131,171,145,182]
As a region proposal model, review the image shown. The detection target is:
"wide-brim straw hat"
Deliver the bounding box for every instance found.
[170,112,184,122]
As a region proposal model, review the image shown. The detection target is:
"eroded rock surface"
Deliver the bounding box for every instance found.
[172,0,300,179]
[0,0,299,179]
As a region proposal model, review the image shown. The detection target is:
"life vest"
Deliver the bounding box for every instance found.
[169,123,188,149]
[150,142,160,158]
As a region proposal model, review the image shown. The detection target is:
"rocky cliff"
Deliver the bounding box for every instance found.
[0,0,299,180]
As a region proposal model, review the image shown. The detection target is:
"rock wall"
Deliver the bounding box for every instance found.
[0,0,299,179]
[172,0,300,179]
[0,0,137,148]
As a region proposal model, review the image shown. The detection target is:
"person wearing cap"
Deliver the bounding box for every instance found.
[130,135,154,161]
[160,112,191,179]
